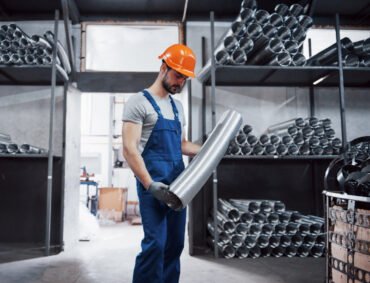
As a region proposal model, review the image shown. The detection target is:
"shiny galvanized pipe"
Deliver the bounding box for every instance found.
[0,143,7,153]
[249,223,262,236]
[289,4,304,17]
[283,16,299,29]
[244,235,257,248]
[235,222,249,235]
[218,199,241,222]
[245,22,263,40]
[297,245,310,257]
[7,143,19,154]
[268,51,291,66]
[274,3,289,17]
[251,24,276,53]
[280,235,291,247]
[291,53,306,66]
[285,246,298,257]
[236,244,249,259]
[268,13,283,27]
[44,31,71,74]
[304,234,317,246]
[284,40,299,55]
[241,0,257,10]
[360,54,370,67]
[238,37,254,54]
[237,8,255,24]
[207,238,236,259]
[274,201,286,212]
[261,223,274,236]
[207,220,231,245]
[255,10,270,25]
[276,26,291,41]
[240,211,253,224]
[310,244,324,258]
[272,246,285,257]
[291,234,303,247]
[248,38,284,65]
[230,199,260,213]
[291,26,306,44]
[215,49,231,65]
[343,53,360,67]
[249,246,261,258]
[257,235,270,248]
[253,212,267,224]
[267,213,279,225]
[231,234,244,248]
[213,211,236,233]
[269,235,280,248]
[274,224,286,236]
[298,15,313,30]
[19,144,45,154]
[230,48,247,65]
[306,37,353,66]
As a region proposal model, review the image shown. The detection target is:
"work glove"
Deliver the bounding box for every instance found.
[148,181,170,203]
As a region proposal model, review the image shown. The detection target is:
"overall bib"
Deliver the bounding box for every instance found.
[133,90,186,283]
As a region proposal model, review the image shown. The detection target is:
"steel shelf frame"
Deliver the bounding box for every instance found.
[191,9,370,258]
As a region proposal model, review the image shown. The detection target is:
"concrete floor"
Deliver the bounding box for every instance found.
[0,222,325,283]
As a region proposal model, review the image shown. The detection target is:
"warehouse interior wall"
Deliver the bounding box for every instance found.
[187,21,370,142]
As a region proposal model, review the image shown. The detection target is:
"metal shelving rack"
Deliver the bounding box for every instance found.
[189,2,370,257]
[0,5,73,258]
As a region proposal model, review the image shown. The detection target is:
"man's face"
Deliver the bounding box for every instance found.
[162,64,189,94]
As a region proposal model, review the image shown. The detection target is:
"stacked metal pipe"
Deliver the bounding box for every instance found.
[0,24,70,80]
[307,37,370,67]
[0,132,45,154]
[227,117,342,156]
[198,0,312,80]
[208,198,326,258]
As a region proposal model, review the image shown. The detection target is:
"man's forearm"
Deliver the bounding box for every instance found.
[123,149,152,189]
[181,140,201,157]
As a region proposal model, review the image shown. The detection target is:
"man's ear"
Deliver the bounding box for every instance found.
[160,62,167,73]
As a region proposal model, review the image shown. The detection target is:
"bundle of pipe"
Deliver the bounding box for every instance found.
[0,139,45,155]
[0,24,70,80]
[307,37,370,67]
[207,198,326,258]
[227,117,342,157]
[198,1,313,81]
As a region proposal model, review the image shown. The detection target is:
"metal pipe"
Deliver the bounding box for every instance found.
[241,0,257,10]
[268,51,291,67]
[310,244,324,258]
[213,211,236,233]
[242,124,253,135]
[30,35,53,49]
[252,144,264,155]
[274,4,289,17]
[241,144,252,155]
[283,16,298,30]
[276,144,288,155]
[247,135,258,146]
[287,144,299,155]
[343,53,359,67]
[235,222,249,235]
[218,199,241,222]
[249,223,262,236]
[6,143,19,154]
[255,10,270,25]
[268,13,283,27]
[304,234,317,246]
[24,54,36,65]
[230,48,247,65]
[231,234,244,248]
[237,8,255,24]
[207,220,230,245]
[298,15,313,30]
[249,246,261,258]
[291,234,303,247]
[276,26,291,41]
[261,223,274,236]
[281,135,293,146]
[292,53,306,66]
[261,247,272,257]
[236,244,249,259]
[244,235,257,248]
[291,26,306,44]
[289,4,304,17]
[299,143,310,155]
[316,234,325,246]
[274,223,286,236]
[280,235,291,247]
[271,246,285,257]
[231,21,246,39]
[215,49,231,65]
[245,22,263,40]
[274,201,286,212]
[302,126,314,138]
[285,246,298,257]
[286,223,299,235]
[360,54,370,67]
[269,235,280,248]
[0,143,7,153]
[297,245,310,257]
[278,211,291,223]
[259,134,269,146]
[240,211,253,224]
[230,199,260,213]
[19,144,45,154]
[207,238,236,259]
[284,40,299,54]
[248,38,284,65]
[293,136,304,146]
[306,37,353,66]
[238,37,254,54]
[236,132,247,146]
[260,200,273,213]
[44,31,72,74]
[253,212,267,224]
[267,213,279,224]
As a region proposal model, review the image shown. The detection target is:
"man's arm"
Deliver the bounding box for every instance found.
[122,121,152,189]
[181,130,201,157]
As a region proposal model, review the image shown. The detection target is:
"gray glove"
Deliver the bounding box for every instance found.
[148,181,170,203]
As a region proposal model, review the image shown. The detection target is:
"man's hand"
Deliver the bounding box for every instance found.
[148,181,170,203]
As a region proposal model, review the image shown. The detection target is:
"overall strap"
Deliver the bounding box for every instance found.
[169,95,180,122]
[142,90,163,118]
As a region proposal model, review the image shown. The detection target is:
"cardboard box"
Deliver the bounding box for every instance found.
[98,187,128,222]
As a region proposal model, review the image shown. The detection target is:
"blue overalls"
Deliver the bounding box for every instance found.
[133,90,186,283]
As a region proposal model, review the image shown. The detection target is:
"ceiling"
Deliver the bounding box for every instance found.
[0,0,369,25]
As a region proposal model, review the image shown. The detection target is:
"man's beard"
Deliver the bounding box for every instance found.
[162,75,183,94]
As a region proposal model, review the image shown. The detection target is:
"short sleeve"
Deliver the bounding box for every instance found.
[122,93,146,124]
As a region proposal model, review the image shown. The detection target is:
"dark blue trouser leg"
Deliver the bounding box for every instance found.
[163,207,186,283]
[133,184,168,283]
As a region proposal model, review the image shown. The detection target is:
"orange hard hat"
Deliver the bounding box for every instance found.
[158,43,196,78]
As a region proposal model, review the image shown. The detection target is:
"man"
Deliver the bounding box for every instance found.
[122,43,201,283]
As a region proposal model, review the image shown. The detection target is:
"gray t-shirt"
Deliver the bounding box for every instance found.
[122,90,186,153]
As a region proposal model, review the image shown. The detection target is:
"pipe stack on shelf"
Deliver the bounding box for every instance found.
[208,198,325,258]
[0,24,70,80]
[227,117,342,157]
[307,37,370,67]
[198,0,313,81]
[0,131,45,154]
[324,136,370,198]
